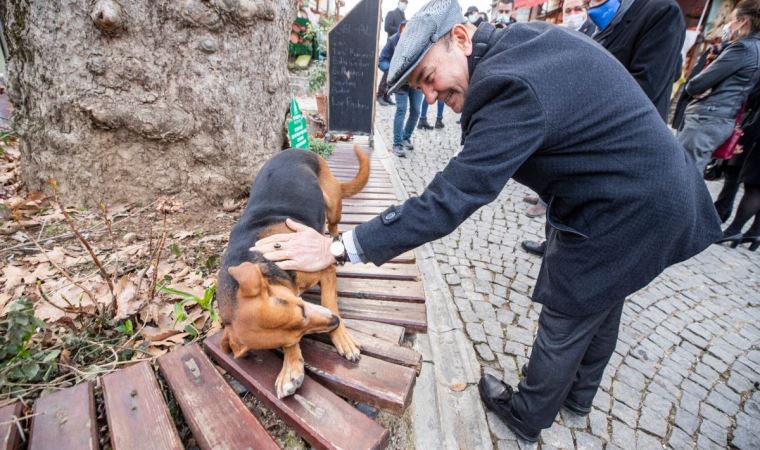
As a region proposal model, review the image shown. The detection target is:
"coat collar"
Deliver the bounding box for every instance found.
[467,23,498,81]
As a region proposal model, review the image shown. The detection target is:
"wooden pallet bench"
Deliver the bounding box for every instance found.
[1,144,427,450]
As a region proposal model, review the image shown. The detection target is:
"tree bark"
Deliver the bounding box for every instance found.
[5,0,296,206]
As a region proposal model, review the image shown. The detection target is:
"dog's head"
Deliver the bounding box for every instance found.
[223,262,339,357]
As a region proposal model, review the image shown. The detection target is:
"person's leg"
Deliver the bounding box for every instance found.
[723,183,760,236]
[377,71,388,101]
[564,300,624,412]
[677,115,734,173]
[393,90,409,148]
[403,89,423,143]
[509,303,616,430]
[714,164,742,223]
[434,100,445,128]
[418,100,433,129]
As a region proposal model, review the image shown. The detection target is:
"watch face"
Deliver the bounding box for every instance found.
[330,240,345,257]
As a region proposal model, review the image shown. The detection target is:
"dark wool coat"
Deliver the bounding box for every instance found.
[593,0,685,121]
[352,23,722,316]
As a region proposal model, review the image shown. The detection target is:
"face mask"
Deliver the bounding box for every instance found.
[497,14,511,23]
[398,2,407,11]
[563,12,586,30]
[468,14,479,23]
[588,0,621,31]
[720,23,733,42]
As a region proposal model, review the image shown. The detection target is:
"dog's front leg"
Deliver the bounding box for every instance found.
[320,266,361,361]
[275,344,305,398]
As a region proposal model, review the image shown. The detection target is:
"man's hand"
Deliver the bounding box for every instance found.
[251,219,335,272]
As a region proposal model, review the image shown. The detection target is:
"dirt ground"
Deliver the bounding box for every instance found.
[0,139,411,448]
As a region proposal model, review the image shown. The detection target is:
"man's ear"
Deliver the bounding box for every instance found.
[228,262,268,298]
[450,24,474,56]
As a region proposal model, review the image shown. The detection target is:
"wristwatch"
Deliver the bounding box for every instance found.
[329,233,348,265]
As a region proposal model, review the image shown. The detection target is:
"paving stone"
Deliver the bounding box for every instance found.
[674,409,699,435]
[592,389,611,412]
[541,422,574,449]
[497,439,520,450]
[484,319,505,338]
[465,322,487,343]
[638,410,667,438]
[472,300,496,321]
[706,389,740,415]
[506,326,535,347]
[635,430,662,450]
[697,434,725,450]
[700,419,728,447]
[611,420,635,448]
[668,427,696,450]
[700,402,731,427]
[559,408,588,428]
[475,343,496,361]
[611,399,637,424]
[487,334,504,354]
[487,411,517,440]
[588,409,609,442]
[573,431,602,450]
[732,426,760,450]
[612,381,642,409]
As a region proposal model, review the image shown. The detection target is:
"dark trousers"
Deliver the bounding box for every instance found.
[512,299,624,430]
[714,163,742,221]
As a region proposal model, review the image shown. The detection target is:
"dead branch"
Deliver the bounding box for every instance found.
[48,178,116,311]
[148,211,168,301]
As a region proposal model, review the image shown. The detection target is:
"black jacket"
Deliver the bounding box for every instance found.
[579,18,596,37]
[384,8,405,37]
[353,23,721,316]
[594,0,685,121]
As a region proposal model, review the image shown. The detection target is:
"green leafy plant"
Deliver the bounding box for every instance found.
[308,61,327,94]
[159,283,218,338]
[0,298,60,385]
[115,319,134,335]
[310,138,334,159]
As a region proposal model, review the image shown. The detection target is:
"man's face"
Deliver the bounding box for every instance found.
[564,0,585,14]
[495,2,514,17]
[407,25,472,113]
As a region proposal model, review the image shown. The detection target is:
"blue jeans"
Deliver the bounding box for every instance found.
[421,100,445,120]
[393,89,423,146]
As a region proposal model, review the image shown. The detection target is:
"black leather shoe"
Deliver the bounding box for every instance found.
[435,118,445,129]
[383,96,395,106]
[715,232,743,248]
[478,374,541,443]
[521,240,546,256]
[742,234,760,251]
[417,118,434,130]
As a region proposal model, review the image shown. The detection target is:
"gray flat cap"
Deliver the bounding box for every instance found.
[387,0,463,94]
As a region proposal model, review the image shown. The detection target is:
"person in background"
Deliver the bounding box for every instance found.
[562,0,595,36]
[418,100,445,129]
[492,0,516,28]
[521,0,686,257]
[380,21,422,157]
[677,0,760,172]
[465,5,483,27]
[378,0,408,106]
[672,34,726,131]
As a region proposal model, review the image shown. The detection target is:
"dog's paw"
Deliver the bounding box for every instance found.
[275,361,305,399]
[330,325,361,362]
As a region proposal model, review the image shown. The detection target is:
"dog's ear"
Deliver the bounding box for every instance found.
[228,262,268,298]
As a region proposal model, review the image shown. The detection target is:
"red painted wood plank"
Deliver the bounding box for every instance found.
[298,340,416,414]
[0,403,23,450]
[304,296,427,332]
[343,319,406,344]
[28,382,97,450]
[306,329,421,372]
[158,343,279,450]
[101,361,183,450]
[203,334,389,450]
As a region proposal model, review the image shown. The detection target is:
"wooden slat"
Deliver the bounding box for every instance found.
[0,402,23,450]
[344,319,405,344]
[328,297,428,332]
[29,383,97,450]
[101,361,183,450]
[341,205,388,214]
[308,278,425,303]
[203,334,389,450]
[307,329,421,372]
[298,340,416,414]
[158,343,279,450]
[341,199,395,208]
[337,263,420,282]
[340,213,380,224]
[340,193,397,201]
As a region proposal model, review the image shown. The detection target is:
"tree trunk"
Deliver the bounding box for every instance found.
[4,0,296,206]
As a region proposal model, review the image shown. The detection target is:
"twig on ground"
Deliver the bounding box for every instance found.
[48,178,116,311]
[148,211,168,302]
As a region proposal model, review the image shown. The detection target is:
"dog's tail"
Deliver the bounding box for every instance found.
[340,144,370,198]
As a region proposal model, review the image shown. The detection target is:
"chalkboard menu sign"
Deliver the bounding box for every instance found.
[327,0,381,135]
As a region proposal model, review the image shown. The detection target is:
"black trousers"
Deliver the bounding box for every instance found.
[512,299,624,430]
[376,70,389,100]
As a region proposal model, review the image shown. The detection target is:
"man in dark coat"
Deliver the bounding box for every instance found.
[254,0,721,442]
[590,0,686,121]
[521,0,686,256]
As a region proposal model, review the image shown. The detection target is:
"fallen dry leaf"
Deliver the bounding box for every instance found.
[140,325,183,342]
[450,383,467,392]
[2,264,27,291]
[114,274,141,321]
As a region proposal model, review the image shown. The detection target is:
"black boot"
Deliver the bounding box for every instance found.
[417,118,433,130]
[435,118,445,129]
[478,374,541,442]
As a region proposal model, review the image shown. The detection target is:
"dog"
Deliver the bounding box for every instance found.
[217,145,369,398]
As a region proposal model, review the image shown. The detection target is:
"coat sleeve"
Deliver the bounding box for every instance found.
[627,3,685,107]
[686,42,749,96]
[353,77,546,265]
[384,11,398,36]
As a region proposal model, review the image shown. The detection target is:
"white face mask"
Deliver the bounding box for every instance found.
[468,14,479,23]
[398,2,407,11]
[720,23,733,42]
[563,12,586,30]
[497,14,511,23]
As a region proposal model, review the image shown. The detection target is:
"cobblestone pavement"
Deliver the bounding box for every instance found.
[375,103,760,449]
